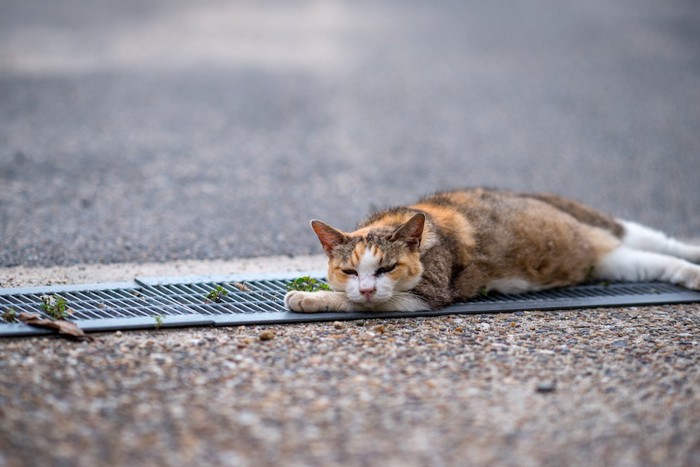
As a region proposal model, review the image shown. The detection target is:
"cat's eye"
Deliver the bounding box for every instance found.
[341,269,358,276]
[376,264,397,275]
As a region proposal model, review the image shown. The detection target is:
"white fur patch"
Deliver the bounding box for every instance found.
[358,248,381,276]
[620,220,700,262]
[486,278,540,294]
[621,221,672,251]
[346,247,397,304]
[595,246,700,288]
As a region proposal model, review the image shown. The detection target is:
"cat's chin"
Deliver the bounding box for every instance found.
[348,295,392,308]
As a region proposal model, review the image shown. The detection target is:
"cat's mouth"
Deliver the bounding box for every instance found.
[351,297,380,305]
[349,294,391,307]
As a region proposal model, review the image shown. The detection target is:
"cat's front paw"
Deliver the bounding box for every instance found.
[284,290,332,313]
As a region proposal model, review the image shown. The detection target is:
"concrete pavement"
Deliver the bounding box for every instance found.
[2,0,699,267]
[1,259,699,466]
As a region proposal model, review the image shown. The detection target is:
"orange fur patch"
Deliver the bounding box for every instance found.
[411,202,475,263]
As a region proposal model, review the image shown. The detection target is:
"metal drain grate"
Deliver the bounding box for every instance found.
[1,271,700,337]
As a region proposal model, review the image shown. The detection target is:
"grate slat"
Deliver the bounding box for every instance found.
[1,275,700,337]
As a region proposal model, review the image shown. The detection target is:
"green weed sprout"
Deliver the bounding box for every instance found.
[205,285,229,303]
[287,276,332,292]
[40,295,70,320]
[2,308,17,323]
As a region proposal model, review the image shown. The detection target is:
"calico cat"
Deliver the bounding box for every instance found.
[285,188,700,312]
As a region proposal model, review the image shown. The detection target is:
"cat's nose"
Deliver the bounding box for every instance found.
[360,287,376,301]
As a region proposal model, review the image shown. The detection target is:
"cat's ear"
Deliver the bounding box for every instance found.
[391,213,425,252]
[311,220,349,257]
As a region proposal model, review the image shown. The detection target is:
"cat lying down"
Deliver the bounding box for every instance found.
[285,188,700,313]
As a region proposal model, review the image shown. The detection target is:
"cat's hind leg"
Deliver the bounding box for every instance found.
[619,220,700,264]
[594,246,700,290]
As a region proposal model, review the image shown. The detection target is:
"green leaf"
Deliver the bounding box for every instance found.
[205,285,229,303]
[2,308,17,323]
[40,295,69,320]
[287,276,332,292]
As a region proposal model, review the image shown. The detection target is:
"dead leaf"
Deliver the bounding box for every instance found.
[18,312,94,342]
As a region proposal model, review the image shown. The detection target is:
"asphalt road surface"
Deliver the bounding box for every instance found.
[1,0,699,267]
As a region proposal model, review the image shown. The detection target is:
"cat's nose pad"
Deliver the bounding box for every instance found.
[360,287,376,301]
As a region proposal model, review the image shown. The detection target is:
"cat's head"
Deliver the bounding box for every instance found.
[311,213,425,306]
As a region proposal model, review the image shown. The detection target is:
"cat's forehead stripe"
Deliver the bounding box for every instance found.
[369,243,382,258]
[351,241,384,265]
[351,243,362,263]
[358,247,381,275]
[351,242,374,257]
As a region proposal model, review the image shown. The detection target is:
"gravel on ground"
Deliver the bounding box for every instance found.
[1,259,699,466]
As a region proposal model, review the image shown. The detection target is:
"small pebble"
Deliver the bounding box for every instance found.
[536,381,556,393]
[259,330,275,341]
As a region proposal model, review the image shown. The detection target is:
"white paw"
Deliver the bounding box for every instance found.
[691,249,700,265]
[683,268,700,290]
[284,291,331,313]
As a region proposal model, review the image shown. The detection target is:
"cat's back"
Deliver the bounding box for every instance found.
[357,188,621,260]
[414,187,503,213]
[411,188,524,233]
[416,188,622,236]
[412,187,622,266]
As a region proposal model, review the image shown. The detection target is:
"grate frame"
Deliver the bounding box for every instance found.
[1,271,700,337]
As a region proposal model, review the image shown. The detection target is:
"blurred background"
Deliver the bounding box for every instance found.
[1,0,699,267]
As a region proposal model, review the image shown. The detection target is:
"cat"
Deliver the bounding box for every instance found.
[284,188,700,313]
